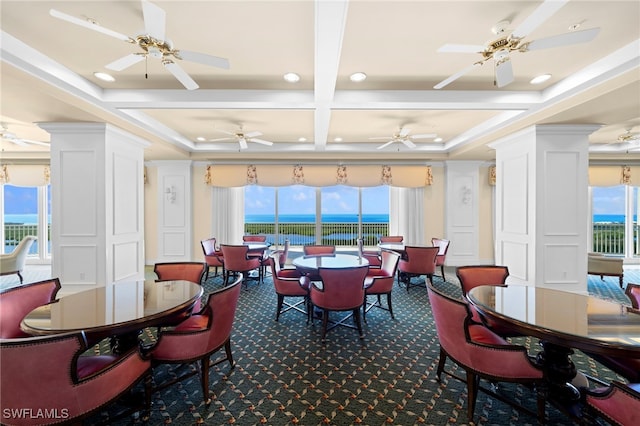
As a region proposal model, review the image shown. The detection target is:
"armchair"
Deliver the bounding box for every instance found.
[303,244,336,256]
[431,237,450,281]
[147,276,242,405]
[201,237,224,280]
[269,256,307,321]
[585,381,640,426]
[309,265,369,342]
[154,262,207,312]
[588,252,624,288]
[0,235,36,284]
[0,278,61,338]
[0,331,151,425]
[357,238,381,268]
[397,246,438,291]
[220,244,262,288]
[363,250,400,321]
[427,283,546,424]
[625,282,640,309]
[379,235,403,243]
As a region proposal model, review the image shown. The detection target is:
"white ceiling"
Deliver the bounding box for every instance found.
[1,0,639,163]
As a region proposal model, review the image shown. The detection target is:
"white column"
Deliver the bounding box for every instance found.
[492,124,598,292]
[41,122,148,294]
[445,161,482,265]
[154,161,193,261]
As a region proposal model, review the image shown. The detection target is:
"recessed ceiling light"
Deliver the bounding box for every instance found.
[334,137,343,142]
[530,73,551,85]
[298,137,307,142]
[434,137,443,143]
[93,72,115,82]
[350,72,367,82]
[283,72,300,83]
[196,136,206,142]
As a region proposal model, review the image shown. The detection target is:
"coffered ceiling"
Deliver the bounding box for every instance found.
[1,0,639,163]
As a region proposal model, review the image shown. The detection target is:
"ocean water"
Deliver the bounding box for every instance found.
[245,214,389,223]
[593,214,635,223]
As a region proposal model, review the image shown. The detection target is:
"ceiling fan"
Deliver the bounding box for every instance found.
[617,129,640,143]
[50,0,229,90]
[208,128,274,150]
[369,127,437,150]
[434,0,600,89]
[0,125,49,147]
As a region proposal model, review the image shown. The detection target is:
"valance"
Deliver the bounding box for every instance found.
[205,164,433,188]
[0,164,50,186]
[589,165,640,186]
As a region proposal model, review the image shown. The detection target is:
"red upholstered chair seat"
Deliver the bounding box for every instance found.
[626,283,640,309]
[77,355,120,379]
[467,324,509,345]
[174,313,210,331]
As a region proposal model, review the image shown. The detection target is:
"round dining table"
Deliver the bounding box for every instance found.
[21,279,202,352]
[467,284,640,404]
[292,253,369,276]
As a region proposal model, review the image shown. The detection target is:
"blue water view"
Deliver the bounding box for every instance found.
[245,214,389,223]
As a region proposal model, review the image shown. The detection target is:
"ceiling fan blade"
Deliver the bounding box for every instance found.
[411,133,437,139]
[22,139,50,147]
[105,53,145,71]
[434,63,481,90]
[244,131,262,138]
[511,0,569,39]
[177,50,230,70]
[527,28,600,51]
[49,9,131,42]
[398,127,411,137]
[248,138,274,146]
[163,61,199,90]
[494,57,514,88]
[238,138,248,150]
[437,44,486,54]
[141,0,166,41]
[376,140,395,150]
[207,137,234,142]
[401,139,416,149]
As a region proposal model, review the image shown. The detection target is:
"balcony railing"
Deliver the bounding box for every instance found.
[3,223,42,254]
[592,222,639,255]
[245,222,388,246]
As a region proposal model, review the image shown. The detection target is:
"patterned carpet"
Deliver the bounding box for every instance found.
[87,267,634,426]
[4,265,636,425]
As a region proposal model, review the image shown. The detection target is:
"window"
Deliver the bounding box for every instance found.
[244,185,389,246]
[591,185,638,257]
[1,184,51,259]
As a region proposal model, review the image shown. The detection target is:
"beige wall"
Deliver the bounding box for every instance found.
[478,166,495,263]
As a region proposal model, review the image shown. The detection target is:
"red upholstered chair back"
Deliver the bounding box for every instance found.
[380,250,401,278]
[0,332,150,425]
[456,265,509,296]
[303,245,336,256]
[0,278,61,338]
[379,236,404,243]
[311,265,368,311]
[154,262,206,285]
[625,283,640,309]
[201,238,224,267]
[270,257,306,296]
[586,381,640,426]
[242,235,267,242]
[400,246,438,274]
[220,244,260,271]
[431,238,450,264]
[150,277,242,361]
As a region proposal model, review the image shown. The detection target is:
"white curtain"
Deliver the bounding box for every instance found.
[389,187,425,244]
[211,186,245,245]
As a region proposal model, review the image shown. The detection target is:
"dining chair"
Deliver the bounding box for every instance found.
[363,250,400,321]
[426,283,546,424]
[147,276,242,405]
[357,238,382,268]
[309,264,369,342]
[269,256,307,322]
[200,237,225,280]
[584,381,640,425]
[0,331,152,425]
[0,235,37,284]
[220,244,262,288]
[242,235,267,242]
[397,246,439,291]
[303,244,336,256]
[242,235,270,277]
[0,278,61,338]
[379,235,404,243]
[271,239,293,268]
[154,262,207,311]
[431,237,450,281]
